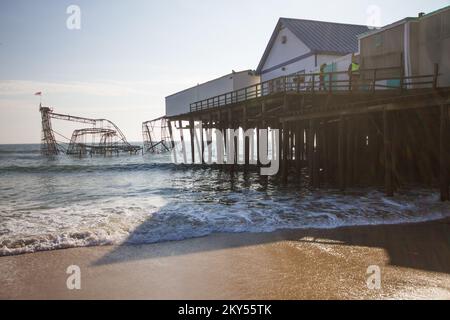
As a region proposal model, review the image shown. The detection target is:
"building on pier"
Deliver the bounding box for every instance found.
[165,70,260,117]
[256,18,369,82]
[359,6,450,87]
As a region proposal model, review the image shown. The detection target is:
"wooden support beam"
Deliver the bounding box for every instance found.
[227,109,232,169]
[207,114,213,164]
[295,122,303,182]
[243,105,250,168]
[280,96,289,175]
[321,121,328,186]
[391,112,400,191]
[352,117,360,186]
[440,104,449,201]
[179,120,187,164]
[200,121,205,164]
[189,118,195,164]
[313,122,320,188]
[307,120,315,187]
[256,125,260,166]
[289,125,294,160]
[167,120,176,162]
[167,120,175,149]
[383,110,394,197]
[346,118,353,188]
[282,121,289,183]
[260,102,267,167]
[279,125,283,173]
[280,94,450,123]
[338,116,345,190]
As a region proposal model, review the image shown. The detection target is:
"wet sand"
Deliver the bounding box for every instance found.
[1,218,449,300]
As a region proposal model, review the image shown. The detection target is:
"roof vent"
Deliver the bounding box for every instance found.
[418,12,425,17]
[281,35,287,44]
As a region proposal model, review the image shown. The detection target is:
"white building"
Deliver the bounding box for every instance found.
[165,70,260,117]
[256,18,369,82]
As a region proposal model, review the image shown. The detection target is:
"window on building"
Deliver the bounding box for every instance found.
[374,34,383,48]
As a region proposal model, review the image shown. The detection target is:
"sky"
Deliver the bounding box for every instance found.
[1,0,449,144]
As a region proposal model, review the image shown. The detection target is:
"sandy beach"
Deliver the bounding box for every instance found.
[1,218,449,300]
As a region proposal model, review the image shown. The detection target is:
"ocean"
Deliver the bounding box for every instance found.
[1,143,449,256]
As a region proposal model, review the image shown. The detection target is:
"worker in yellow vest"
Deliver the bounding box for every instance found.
[348,61,360,91]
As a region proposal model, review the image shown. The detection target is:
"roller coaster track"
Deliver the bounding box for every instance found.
[40,104,141,156]
[142,116,173,154]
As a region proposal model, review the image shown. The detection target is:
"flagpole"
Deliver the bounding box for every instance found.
[35,92,43,107]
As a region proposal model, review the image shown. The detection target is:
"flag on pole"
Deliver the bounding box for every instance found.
[35,92,43,107]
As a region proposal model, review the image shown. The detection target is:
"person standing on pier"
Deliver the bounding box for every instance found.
[319,63,327,91]
[348,60,360,91]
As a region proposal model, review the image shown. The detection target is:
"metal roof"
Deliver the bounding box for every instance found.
[256,18,369,73]
[165,69,256,99]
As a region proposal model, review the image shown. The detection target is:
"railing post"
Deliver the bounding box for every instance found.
[328,72,332,93]
[348,71,352,92]
[312,75,315,93]
[372,69,377,93]
[433,63,439,90]
[400,65,404,92]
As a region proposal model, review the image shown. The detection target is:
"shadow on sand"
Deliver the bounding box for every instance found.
[93,211,450,274]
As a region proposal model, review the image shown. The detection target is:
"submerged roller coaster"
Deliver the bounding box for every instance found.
[39,104,141,156]
[142,116,173,154]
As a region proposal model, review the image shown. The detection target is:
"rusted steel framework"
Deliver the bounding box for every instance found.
[39,105,59,156]
[39,105,141,156]
[142,116,173,153]
[66,128,119,156]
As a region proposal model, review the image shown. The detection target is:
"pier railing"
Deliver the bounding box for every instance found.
[189,64,440,112]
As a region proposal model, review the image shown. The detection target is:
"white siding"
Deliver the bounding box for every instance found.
[260,26,346,82]
[261,55,316,82]
[316,54,345,70]
[263,27,311,70]
[233,72,261,91]
[262,54,345,82]
[260,27,313,82]
[165,71,260,116]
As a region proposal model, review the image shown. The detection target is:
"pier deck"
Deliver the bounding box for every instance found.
[167,66,450,200]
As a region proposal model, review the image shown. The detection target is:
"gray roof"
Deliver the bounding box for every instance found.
[257,18,369,73]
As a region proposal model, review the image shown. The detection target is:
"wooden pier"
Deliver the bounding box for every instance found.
[167,65,450,201]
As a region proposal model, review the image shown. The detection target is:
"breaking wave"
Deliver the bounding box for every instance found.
[1,144,450,256]
[1,187,450,256]
[0,163,177,174]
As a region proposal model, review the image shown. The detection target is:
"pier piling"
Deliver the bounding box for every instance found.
[166,66,450,201]
[440,104,449,201]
